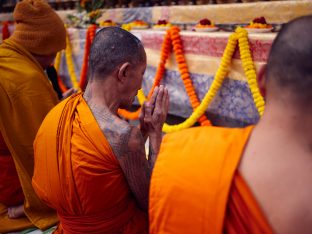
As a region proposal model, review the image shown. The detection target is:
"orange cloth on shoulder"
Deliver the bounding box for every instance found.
[33,93,148,233]
[149,126,273,234]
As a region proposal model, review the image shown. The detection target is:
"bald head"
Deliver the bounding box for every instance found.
[89,27,146,80]
[266,15,312,104]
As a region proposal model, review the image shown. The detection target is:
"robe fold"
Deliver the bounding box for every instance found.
[0,39,59,232]
[149,126,273,234]
[33,93,148,234]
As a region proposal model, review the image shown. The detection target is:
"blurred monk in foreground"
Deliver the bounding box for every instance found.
[33,27,169,233]
[149,15,312,234]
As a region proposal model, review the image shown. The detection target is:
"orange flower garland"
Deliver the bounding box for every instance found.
[169,27,210,126]
[79,24,96,90]
[57,75,68,93]
[118,26,210,126]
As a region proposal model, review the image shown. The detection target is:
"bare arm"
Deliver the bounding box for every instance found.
[84,85,169,211]
[118,127,151,211]
[85,97,151,211]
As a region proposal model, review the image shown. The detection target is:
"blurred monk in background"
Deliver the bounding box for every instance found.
[149,15,312,234]
[0,0,70,232]
[33,27,169,233]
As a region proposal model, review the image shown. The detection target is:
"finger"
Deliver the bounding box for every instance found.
[149,86,159,106]
[163,88,169,114]
[154,85,164,113]
[139,102,145,123]
[166,89,170,113]
[162,87,168,107]
[144,102,153,120]
[139,103,147,131]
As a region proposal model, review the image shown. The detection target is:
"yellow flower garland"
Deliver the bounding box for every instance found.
[138,28,264,133]
[137,33,237,133]
[236,27,265,115]
[162,33,238,133]
[65,32,80,90]
[137,89,146,105]
[54,50,62,72]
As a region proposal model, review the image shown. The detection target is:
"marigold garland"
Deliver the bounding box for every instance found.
[236,27,265,115]
[54,49,68,93]
[169,27,210,126]
[79,24,96,90]
[65,30,80,90]
[162,33,238,132]
[127,28,264,132]
[54,50,62,72]
[55,25,97,92]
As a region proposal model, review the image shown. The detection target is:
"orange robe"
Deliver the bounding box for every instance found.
[149,126,273,234]
[0,38,59,232]
[33,93,148,233]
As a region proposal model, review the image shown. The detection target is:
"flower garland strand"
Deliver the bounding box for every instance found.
[65,30,80,90]
[162,28,264,132]
[54,50,68,93]
[79,24,96,90]
[236,27,265,116]
[54,50,62,72]
[162,33,238,132]
[169,26,211,126]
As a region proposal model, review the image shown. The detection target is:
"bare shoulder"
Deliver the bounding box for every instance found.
[102,117,144,159]
[240,129,312,234]
[86,103,142,160]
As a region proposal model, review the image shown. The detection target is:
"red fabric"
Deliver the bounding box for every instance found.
[224,172,272,234]
[2,21,10,41]
[0,132,24,207]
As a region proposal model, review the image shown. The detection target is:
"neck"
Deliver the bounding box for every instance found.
[256,101,312,152]
[83,79,120,115]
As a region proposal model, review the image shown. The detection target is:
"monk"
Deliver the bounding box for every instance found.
[0,0,68,232]
[33,27,169,233]
[149,15,312,234]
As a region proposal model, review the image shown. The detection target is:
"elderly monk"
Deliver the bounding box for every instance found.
[149,15,312,234]
[33,27,169,233]
[0,0,67,232]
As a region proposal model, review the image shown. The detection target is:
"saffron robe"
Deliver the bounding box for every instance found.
[149,126,273,234]
[0,39,59,232]
[33,93,148,233]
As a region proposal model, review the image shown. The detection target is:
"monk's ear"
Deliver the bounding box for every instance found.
[117,62,130,83]
[257,64,267,98]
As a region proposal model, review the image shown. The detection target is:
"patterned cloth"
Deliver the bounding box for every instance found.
[58,28,274,126]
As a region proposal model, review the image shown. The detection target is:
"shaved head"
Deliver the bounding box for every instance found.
[266,15,312,104]
[88,27,146,80]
